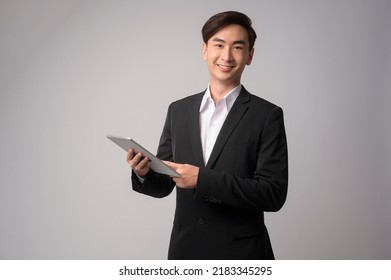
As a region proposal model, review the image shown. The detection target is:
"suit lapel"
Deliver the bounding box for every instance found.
[188,92,205,167]
[206,87,250,169]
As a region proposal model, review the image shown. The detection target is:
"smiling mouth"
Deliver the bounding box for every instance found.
[216,64,235,70]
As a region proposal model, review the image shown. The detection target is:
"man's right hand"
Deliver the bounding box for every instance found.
[127,148,151,178]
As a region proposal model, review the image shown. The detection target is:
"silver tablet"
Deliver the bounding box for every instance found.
[107,135,180,177]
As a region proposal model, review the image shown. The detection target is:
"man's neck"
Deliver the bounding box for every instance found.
[209,81,241,103]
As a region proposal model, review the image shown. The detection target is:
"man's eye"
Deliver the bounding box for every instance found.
[233,46,243,50]
[215,44,223,48]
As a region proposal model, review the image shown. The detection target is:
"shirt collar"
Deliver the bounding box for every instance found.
[199,84,242,112]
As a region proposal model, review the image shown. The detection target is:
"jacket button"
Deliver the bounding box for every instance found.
[198,218,206,225]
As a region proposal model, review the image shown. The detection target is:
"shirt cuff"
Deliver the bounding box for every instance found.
[135,173,145,183]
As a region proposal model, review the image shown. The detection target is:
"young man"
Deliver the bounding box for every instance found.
[127,11,288,260]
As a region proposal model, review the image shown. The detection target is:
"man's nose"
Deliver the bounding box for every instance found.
[221,47,233,61]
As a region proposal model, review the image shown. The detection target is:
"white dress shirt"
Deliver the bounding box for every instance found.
[199,84,241,165]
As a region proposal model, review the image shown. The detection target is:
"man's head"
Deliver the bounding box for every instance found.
[201,11,257,88]
[202,11,257,51]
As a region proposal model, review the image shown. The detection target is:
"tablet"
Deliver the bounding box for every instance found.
[107,135,180,177]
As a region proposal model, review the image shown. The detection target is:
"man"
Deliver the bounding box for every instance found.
[127,11,288,260]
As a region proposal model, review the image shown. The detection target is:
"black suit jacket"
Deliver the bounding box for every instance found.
[132,86,288,259]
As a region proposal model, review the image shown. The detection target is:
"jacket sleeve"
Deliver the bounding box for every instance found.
[195,107,288,212]
[131,105,176,198]
[131,169,175,198]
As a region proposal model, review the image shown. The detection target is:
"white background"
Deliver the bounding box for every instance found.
[1,0,390,259]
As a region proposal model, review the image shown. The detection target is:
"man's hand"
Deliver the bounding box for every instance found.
[127,148,151,178]
[164,161,199,189]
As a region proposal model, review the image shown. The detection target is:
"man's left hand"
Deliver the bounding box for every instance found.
[163,161,199,189]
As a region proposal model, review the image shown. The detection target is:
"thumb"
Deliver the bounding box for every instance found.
[163,160,176,168]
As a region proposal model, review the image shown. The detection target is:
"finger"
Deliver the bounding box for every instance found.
[133,152,144,161]
[137,156,150,169]
[129,152,144,168]
[126,148,135,162]
[172,177,181,186]
[172,177,180,183]
[134,158,151,177]
[164,161,178,169]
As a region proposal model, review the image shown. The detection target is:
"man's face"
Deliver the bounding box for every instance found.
[202,24,254,87]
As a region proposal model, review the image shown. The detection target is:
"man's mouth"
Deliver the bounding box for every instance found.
[216,64,235,70]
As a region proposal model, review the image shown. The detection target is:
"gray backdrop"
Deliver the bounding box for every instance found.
[1,0,390,259]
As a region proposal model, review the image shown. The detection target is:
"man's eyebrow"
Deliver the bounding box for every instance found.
[233,40,247,45]
[212,38,225,43]
[212,37,247,45]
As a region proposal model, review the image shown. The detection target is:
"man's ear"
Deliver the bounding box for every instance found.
[246,48,254,65]
[202,42,208,61]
